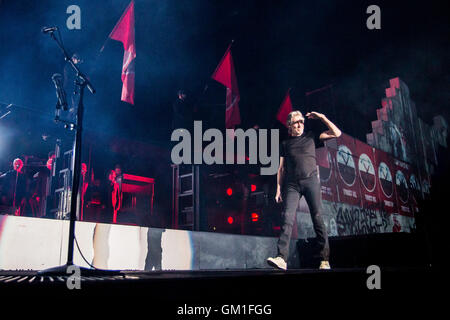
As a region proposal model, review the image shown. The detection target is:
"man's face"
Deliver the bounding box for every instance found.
[13,159,23,172]
[290,115,305,136]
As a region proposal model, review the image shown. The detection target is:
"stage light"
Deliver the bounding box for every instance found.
[226,188,233,196]
[251,212,259,222]
[227,216,234,224]
[251,184,257,192]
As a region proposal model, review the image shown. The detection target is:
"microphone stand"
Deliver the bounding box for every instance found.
[40,30,119,276]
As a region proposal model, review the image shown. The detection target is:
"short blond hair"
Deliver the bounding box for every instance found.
[286,110,304,127]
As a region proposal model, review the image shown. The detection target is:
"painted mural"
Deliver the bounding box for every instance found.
[295,77,447,238]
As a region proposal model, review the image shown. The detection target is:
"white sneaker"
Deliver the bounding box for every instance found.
[267,256,287,270]
[319,261,331,270]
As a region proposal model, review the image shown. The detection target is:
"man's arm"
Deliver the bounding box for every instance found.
[306,111,342,140]
[275,157,285,203]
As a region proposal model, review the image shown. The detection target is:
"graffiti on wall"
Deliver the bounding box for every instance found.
[295,77,443,239]
[333,202,390,236]
[295,200,416,239]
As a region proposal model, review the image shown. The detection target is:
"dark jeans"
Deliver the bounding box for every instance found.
[277,175,329,261]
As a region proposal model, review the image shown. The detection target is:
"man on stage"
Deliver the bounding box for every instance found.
[267,110,341,270]
[0,158,31,216]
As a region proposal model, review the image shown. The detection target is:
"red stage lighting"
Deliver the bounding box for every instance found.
[227,216,234,224]
[226,188,233,196]
[251,212,259,222]
[250,184,257,192]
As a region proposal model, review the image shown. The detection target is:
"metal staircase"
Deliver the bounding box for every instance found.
[172,164,200,230]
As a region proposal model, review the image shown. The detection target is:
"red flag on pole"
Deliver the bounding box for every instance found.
[276,89,293,127]
[211,46,241,129]
[109,1,135,105]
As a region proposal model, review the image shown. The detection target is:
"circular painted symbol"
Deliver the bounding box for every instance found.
[378,162,393,197]
[409,174,420,191]
[319,152,333,182]
[337,145,356,186]
[358,153,376,192]
[395,170,408,203]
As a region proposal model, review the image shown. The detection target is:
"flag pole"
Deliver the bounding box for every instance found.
[202,40,235,93]
[100,0,134,53]
[210,40,234,80]
[196,40,235,121]
[272,87,292,129]
[88,0,134,80]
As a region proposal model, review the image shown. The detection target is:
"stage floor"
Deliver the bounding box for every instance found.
[0,266,437,294]
[0,266,440,318]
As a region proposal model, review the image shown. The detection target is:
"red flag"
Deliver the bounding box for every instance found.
[211,46,241,129]
[109,1,135,105]
[276,89,293,127]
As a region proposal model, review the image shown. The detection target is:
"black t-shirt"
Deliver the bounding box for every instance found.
[280,130,323,181]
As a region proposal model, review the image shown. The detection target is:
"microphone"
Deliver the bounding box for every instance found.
[52,73,68,110]
[42,26,58,33]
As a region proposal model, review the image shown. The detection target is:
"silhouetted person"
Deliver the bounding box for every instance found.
[64,52,83,120]
[30,152,56,218]
[172,89,195,132]
[77,162,89,221]
[0,158,32,216]
[108,164,124,223]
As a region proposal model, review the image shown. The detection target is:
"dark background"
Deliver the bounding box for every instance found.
[0,0,448,143]
[0,0,448,230]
